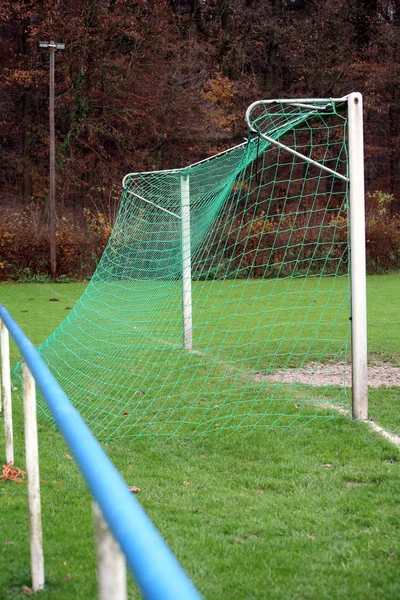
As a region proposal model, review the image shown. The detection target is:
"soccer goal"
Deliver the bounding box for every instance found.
[32,93,367,440]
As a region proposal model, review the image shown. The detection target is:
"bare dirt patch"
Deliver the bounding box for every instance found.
[254,362,400,388]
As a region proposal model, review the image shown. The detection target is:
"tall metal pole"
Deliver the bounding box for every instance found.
[49,43,56,283]
[39,41,65,283]
[348,92,368,420]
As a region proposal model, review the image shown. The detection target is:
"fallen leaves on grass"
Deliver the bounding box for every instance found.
[129,485,141,493]
[387,552,395,561]
[234,535,258,544]
[344,481,375,488]
[182,481,191,486]
[1,463,27,483]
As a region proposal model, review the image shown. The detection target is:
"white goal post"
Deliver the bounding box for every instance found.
[245,93,368,421]
[347,92,368,420]
[122,93,368,423]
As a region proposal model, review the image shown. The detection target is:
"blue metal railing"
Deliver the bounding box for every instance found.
[0,303,202,600]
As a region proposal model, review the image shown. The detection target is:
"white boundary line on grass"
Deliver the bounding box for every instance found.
[367,420,400,448]
[122,326,400,448]
[322,403,400,448]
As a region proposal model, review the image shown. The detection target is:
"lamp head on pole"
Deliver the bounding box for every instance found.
[39,41,66,50]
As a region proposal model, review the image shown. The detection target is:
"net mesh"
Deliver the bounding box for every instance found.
[32,99,351,440]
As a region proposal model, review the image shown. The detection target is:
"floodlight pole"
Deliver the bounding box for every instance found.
[39,41,65,283]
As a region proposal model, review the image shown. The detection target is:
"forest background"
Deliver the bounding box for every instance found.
[0,0,399,281]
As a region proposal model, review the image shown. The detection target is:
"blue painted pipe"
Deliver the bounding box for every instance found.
[0,303,202,600]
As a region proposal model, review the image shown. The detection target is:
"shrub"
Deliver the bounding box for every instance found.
[364,191,400,273]
[195,192,399,280]
[0,191,398,283]
[0,205,112,281]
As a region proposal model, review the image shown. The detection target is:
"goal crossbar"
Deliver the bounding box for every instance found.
[245,99,349,181]
[125,188,182,220]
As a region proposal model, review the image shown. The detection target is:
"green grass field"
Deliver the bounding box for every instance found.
[0,275,399,599]
[3,275,352,440]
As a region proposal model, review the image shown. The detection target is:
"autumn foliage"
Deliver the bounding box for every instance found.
[0,190,399,282]
[0,0,399,279]
[0,206,111,281]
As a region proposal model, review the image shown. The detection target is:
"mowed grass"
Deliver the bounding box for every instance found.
[5,276,351,440]
[0,275,399,599]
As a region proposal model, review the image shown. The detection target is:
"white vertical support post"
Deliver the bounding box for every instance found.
[181,174,193,350]
[1,320,14,464]
[93,502,127,600]
[348,92,368,420]
[0,322,2,414]
[22,361,45,592]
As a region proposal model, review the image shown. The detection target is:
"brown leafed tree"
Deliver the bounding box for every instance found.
[0,0,399,213]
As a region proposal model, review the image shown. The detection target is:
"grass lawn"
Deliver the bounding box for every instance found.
[2,276,352,440]
[0,274,399,599]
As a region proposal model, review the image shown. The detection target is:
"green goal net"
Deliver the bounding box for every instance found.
[33,98,353,440]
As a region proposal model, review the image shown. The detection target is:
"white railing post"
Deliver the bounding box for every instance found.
[0,322,2,414]
[93,502,127,600]
[348,92,368,420]
[181,174,193,350]
[22,361,45,592]
[1,320,14,464]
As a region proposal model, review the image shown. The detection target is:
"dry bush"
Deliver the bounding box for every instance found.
[0,191,398,282]
[0,205,112,281]
[198,193,399,280]
[234,209,348,278]
[365,192,400,273]
[196,208,349,280]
